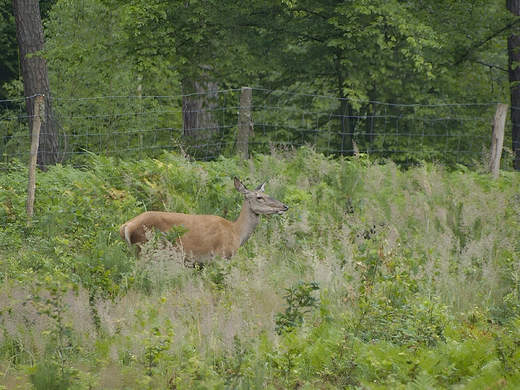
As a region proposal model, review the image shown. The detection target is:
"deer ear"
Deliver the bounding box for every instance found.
[254,182,266,192]
[234,177,248,193]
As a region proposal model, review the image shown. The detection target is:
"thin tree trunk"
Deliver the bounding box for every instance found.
[339,98,353,155]
[13,0,59,169]
[507,0,520,170]
[336,53,353,156]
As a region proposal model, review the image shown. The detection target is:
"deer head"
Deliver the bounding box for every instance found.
[234,177,289,216]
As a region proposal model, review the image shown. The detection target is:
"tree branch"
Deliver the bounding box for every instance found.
[453,18,520,66]
[475,61,507,73]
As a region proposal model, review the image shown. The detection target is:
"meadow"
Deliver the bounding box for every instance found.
[1,147,519,389]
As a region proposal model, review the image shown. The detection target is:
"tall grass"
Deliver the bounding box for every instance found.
[0,148,519,388]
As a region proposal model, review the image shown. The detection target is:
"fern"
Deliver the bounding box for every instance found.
[410,370,438,390]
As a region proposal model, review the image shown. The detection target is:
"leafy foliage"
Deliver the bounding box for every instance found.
[27,275,78,390]
[0,148,519,388]
[275,280,320,333]
[2,0,513,167]
[1,0,519,386]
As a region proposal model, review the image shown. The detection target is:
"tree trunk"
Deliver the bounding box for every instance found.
[13,0,59,169]
[507,0,520,170]
[339,98,353,155]
[182,78,219,140]
[336,53,353,156]
[237,87,252,159]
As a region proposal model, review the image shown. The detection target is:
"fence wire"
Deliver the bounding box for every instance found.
[0,88,504,169]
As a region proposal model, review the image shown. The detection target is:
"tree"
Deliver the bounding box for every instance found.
[182,77,219,139]
[237,0,513,159]
[231,0,439,154]
[35,0,516,164]
[0,0,18,101]
[13,0,59,168]
[508,0,520,170]
[0,0,55,100]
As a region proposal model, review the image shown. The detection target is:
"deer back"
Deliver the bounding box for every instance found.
[120,211,240,259]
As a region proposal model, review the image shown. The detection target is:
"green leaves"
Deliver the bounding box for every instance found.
[134,298,174,380]
[275,280,320,333]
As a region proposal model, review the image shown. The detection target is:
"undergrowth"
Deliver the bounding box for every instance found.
[1,147,520,389]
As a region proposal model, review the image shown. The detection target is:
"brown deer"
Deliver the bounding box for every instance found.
[119,177,289,263]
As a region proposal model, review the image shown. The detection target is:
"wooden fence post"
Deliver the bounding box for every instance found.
[237,87,252,159]
[489,103,508,178]
[26,94,45,219]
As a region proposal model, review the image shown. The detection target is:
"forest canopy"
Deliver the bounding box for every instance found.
[1,0,518,167]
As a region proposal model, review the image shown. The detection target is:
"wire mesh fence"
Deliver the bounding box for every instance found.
[0,88,505,169]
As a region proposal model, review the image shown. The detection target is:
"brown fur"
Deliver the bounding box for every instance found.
[119,178,288,262]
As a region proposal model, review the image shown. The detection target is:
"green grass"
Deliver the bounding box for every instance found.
[1,148,519,389]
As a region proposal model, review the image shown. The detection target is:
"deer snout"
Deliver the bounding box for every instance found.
[278,204,289,214]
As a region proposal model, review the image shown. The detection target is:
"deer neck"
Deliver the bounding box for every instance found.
[233,200,261,246]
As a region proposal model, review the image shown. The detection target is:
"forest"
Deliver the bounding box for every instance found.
[1,0,519,169]
[1,1,520,389]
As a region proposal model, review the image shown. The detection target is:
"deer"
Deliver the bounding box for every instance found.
[119,177,289,264]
